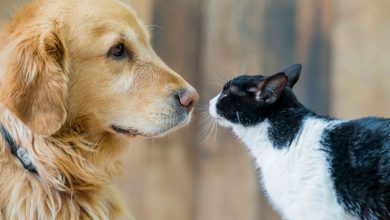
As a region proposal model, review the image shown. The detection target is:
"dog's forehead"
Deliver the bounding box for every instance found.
[66,0,150,43]
[91,25,141,41]
[71,1,144,28]
[124,29,141,42]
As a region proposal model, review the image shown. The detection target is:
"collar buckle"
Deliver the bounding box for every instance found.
[1,125,38,175]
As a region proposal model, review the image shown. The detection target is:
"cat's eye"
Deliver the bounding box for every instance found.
[108,43,128,59]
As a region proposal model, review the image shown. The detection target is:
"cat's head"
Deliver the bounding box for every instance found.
[209,64,302,127]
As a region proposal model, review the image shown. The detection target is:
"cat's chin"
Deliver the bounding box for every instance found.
[209,109,233,127]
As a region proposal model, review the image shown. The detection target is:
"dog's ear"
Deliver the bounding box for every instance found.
[0,24,69,136]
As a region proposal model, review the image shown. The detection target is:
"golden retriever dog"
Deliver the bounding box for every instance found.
[0,0,199,219]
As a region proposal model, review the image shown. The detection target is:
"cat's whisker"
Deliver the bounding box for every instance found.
[241,63,247,76]
[201,113,211,118]
[198,113,212,126]
[201,125,215,145]
[236,111,242,124]
[197,107,209,110]
[195,107,211,115]
[198,114,218,145]
[197,104,209,108]
[217,68,232,83]
[198,114,212,132]
[232,63,239,78]
[199,126,212,144]
[198,108,211,115]
[200,112,210,117]
[212,73,229,85]
[213,120,219,141]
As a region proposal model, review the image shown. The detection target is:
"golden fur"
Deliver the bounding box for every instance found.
[0,0,198,219]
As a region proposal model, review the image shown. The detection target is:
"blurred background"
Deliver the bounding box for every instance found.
[1,0,389,219]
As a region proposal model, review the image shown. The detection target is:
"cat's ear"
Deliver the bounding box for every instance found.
[256,72,288,104]
[283,64,302,88]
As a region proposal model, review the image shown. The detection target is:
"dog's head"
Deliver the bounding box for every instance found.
[0,0,198,137]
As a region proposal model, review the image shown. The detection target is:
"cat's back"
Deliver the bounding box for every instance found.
[322,116,390,220]
[323,117,390,160]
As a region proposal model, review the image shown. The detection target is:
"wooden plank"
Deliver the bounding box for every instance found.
[262,0,297,73]
[331,0,390,118]
[295,0,333,115]
[198,0,281,219]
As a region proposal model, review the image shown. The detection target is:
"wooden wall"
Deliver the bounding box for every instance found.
[1,0,389,220]
[331,0,390,118]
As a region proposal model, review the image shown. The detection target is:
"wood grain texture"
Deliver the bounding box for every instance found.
[295,0,333,115]
[331,0,390,118]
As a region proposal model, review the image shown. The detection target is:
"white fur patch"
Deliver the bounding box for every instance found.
[124,29,137,41]
[209,94,355,219]
[209,94,232,127]
[111,70,135,93]
[209,95,219,119]
[232,119,355,220]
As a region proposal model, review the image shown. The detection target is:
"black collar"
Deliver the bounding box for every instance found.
[1,125,38,174]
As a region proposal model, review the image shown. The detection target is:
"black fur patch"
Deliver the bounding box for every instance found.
[216,75,312,149]
[322,117,390,220]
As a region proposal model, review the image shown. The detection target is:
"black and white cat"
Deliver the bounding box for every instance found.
[209,64,390,220]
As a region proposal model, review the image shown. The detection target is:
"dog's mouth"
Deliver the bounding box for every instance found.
[111,125,147,137]
[110,116,191,138]
[110,109,193,138]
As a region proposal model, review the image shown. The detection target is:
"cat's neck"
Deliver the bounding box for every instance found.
[266,90,317,149]
[233,90,332,150]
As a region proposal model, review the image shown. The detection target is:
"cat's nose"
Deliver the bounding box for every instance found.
[177,89,199,113]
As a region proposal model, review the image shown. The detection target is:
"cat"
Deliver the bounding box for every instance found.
[209,64,390,220]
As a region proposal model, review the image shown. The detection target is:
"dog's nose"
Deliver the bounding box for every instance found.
[178,90,199,112]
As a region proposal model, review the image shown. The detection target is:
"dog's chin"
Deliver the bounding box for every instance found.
[111,112,193,138]
[152,113,192,137]
[150,112,193,137]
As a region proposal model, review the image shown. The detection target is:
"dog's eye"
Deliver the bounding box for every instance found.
[109,43,127,59]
